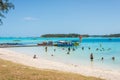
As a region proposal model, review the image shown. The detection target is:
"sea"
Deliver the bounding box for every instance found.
[0,37,120,72]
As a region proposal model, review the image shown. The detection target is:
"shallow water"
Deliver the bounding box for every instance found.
[1,37,120,72]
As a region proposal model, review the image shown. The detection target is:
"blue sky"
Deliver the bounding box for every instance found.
[0,0,120,37]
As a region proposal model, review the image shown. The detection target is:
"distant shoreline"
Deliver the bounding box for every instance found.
[41,33,120,38]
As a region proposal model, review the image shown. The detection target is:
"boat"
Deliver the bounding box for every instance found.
[37,41,53,46]
[54,41,78,47]
[37,42,47,46]
[74,42,79,46]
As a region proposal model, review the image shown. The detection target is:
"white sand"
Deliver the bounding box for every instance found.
[0,48,120,80]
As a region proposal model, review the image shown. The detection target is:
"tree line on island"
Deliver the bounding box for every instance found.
[41,33,120,37]
[41,34,89,38]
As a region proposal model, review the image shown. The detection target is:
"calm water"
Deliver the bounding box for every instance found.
[0,37,120,72]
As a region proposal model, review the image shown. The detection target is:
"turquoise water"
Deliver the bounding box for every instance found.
[0,37,120,72]
[0,37,80,45]
[0,37,120,44]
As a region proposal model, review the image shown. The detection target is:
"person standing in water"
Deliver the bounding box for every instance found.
[101,57,104,61]
[68,47,70,52]
[54,49,56,52]
[73,48,75,51]
[82,46,84,50]
[45,46,47,52]
[90,53,94,61]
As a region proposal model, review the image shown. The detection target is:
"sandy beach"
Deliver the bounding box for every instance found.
[0,48,120,80]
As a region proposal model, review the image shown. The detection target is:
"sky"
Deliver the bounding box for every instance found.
[0,0,120,37]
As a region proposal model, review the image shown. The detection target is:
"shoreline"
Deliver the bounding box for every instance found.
[0,48,120,80]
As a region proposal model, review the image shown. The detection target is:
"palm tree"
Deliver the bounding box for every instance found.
[0,0,14,24]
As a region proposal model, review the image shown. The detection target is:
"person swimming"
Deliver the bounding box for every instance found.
[88,47,91,50]
[51,54,54,56]
[73,48,75,51]
[101,57,104,60]
[82,47,84,50]
[67,52,70,54]
[102,48,105,51]
[107,48,111,51]
[96,48,99,51]
[54,49,56,52]
[112,57,115,61]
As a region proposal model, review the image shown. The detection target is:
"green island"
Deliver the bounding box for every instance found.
[41,33,120,37]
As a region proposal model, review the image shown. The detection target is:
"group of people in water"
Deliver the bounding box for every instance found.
[33,44,115,62]
[90,53,115,61]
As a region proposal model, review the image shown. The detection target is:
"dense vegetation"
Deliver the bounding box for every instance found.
[0,0,14,24]
[41,33,120,37]
[41,34,89,37]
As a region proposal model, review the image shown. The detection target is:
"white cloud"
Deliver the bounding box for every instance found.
[23,17,38,21]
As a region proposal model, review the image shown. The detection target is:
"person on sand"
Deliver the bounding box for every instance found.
[33,55,37,59]
[90,53,94,61]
